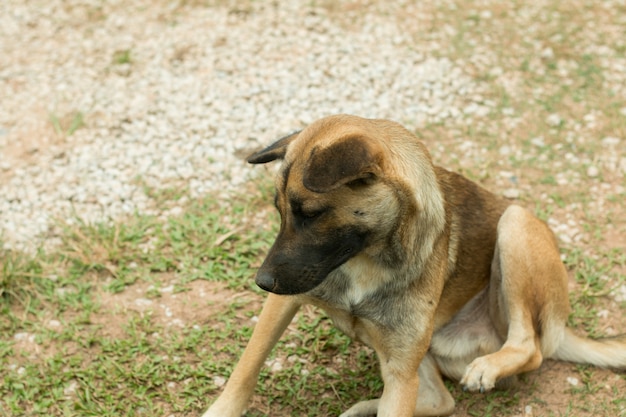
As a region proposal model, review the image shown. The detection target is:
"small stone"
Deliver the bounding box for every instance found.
[14,332,34,343]
[271,361,283,372]
[541,47,554,59]
[530,136,545,147]
[613,284,626,302]
[265,358,284,373]
[545,113,562,127]
[159,285,175,293]
[503,188,521,199]
[566,377,579,386]
[64,380,79,396]
[170,318,185,327]
[586,165,600,178]
[135,298,153,307]
[213,376,226,388]
[601,136,620,146]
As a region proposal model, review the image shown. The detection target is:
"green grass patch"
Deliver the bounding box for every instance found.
[0,188,277,416]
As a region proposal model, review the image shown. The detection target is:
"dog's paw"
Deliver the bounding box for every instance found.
[339,399,379,417]
[460,356,498,393]
[201,401,245,417]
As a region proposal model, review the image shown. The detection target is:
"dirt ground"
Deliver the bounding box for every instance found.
[96,266,626,417]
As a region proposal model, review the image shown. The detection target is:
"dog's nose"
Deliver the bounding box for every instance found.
[255,271,276,292]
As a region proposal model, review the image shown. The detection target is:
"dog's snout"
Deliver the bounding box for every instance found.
[255,271,276,292]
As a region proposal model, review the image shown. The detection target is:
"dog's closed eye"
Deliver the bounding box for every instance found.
[301,209,325,219]
[294,207,327,220]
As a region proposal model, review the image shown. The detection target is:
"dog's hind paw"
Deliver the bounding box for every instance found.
[460,356,497,393]
[339,399,379,417]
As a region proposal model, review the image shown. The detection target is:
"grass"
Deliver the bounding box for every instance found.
[2,1,626,416]
[0,190,274,416]
[50,111,85,137]
[1,173,623,416]
[112,49,132,65]
[0,182,382,416]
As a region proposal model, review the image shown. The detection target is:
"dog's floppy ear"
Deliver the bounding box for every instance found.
[247,131,301,164]
[303,136,381,193]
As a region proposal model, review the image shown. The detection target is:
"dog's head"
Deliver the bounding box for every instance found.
[247,114,442,295]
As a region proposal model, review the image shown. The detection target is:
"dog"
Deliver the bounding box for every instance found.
[203,114,626,417]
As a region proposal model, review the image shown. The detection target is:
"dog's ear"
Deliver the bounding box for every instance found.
[303,136,381,193]
[247,131,301,164]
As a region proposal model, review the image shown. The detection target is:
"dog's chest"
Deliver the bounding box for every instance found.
[313,256,394,309]
[304,256,398,344]
[341,255,395,304]
[309,300,378,347]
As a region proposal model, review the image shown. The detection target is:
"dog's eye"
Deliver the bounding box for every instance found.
[292,207,327,226]
[301,209,325,219]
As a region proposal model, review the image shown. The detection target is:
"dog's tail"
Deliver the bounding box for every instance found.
[551,327,626,368]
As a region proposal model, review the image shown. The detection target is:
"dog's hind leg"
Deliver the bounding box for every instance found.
[460,205,570,393]
[340,354,454,417]
[203,293,301,417]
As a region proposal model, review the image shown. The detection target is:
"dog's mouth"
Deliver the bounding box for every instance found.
[254,235,364,295]
[254,255,351,295]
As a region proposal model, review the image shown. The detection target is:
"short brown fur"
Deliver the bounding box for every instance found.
[204,115,626,417]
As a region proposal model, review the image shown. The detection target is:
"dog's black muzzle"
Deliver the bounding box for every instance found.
[254,227,367,295]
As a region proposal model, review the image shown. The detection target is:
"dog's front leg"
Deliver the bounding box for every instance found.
[341,318,431,417]
[340,346,422,417]
[377,362,421,417]
[203,293,301,417]
[340,354,454,417]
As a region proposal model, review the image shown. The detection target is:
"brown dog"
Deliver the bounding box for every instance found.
[203,114,626,417]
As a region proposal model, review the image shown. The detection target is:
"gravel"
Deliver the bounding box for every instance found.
[1,0,624,257]
[0,0,490,252]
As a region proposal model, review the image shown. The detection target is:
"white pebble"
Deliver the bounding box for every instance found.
[586,166,600,178]
[530,136,546,147]
[601,137,620,146]
[14,332,35,343]
[265,358,284,373]
[545,113,562,127]
[160,285,175,293]
[64,380,79,396]
[566,377,579,386]
[213,376,226,388]
[135,298,153,307]
[503,188,521,199]
[614,284,626,302]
